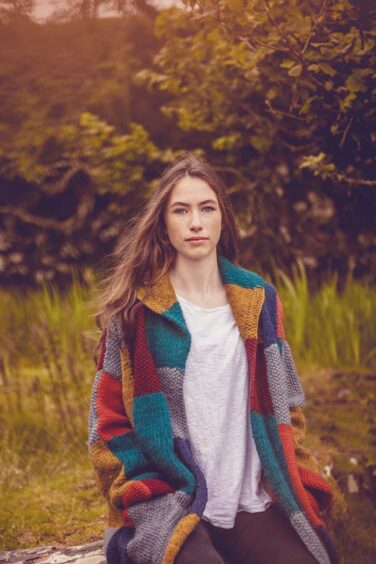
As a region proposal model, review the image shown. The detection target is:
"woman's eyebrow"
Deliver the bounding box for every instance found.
[170,199,218,207]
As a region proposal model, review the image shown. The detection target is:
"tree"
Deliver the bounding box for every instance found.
[0,0,35,22]
[0,112,179,286]
[137,0,376,278]
[50,0,157,20]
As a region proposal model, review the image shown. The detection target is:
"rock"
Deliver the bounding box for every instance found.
[0,541,105,563]
[347,473,360,494]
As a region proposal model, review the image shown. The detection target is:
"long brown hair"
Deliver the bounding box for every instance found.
[96,152,240,341]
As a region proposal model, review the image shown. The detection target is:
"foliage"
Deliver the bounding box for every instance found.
[0,4,375,286]
[275,261,376,370]
[0,111,180,285]
[137,0,376,277]
[0,13,160,145]
[0,0,34,23]
[0,15,190,286]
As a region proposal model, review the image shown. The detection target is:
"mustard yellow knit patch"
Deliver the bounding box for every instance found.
[108,504,125,527]
[162,513,200,564]
[225,285,264,340]
[290,406,321,473]
[90,439,123,497]
[136,271,176,315]
[120,347,134,425]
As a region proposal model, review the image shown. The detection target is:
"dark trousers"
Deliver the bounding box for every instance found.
[175,504,318,564]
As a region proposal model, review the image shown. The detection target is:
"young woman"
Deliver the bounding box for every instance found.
[88,153,337,564]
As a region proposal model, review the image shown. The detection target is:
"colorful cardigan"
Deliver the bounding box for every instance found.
[88,255,337,564]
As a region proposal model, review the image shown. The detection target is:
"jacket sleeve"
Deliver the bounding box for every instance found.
[276,293,333,513]
[87,316,151,527]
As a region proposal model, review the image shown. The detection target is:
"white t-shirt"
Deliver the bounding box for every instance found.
[177,293,272,528]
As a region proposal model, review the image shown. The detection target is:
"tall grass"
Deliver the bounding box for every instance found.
[0,276,99,492]
[276,261,376,371]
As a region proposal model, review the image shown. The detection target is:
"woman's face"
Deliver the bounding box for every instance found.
[163,175,222,261]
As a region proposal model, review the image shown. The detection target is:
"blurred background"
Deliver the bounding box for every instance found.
[0,0,375,561]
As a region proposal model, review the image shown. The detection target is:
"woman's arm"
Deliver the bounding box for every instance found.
[276,293,333,513]
[88,317,153,527]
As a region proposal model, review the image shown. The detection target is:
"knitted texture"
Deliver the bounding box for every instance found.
[88,255,336,564]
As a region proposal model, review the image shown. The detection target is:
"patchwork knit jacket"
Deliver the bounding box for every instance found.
[88,255,337,564]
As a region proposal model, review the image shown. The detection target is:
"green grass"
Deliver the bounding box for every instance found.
[275,261,376,371]
[0,267,375,558]
[0,448,105,549]
[302,368,376,564]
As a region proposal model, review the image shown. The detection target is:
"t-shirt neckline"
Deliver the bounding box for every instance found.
[176,292,230,313]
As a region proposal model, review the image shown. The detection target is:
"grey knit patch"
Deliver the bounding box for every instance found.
[282,340,305,407]
[127,490,191,563]
[103,318,122,379]
[264,343,290,424]
[87,369,102,446]
[158,367,189,439]
[290,512,331,564]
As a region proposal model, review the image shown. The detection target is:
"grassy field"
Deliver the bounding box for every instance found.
[1,268,375,561]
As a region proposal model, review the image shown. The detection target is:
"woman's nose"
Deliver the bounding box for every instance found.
[189,210,203,228]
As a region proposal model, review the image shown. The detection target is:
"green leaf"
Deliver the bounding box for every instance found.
[307,64,320,73]
[288,64,303,77]
[319,63,336,77]
[250,134,272,153]
[280,59,296,69]
[346,71,367,93]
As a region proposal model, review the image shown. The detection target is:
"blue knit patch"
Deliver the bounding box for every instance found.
[106,526,135,564]
[218,255,265,288]
[145,309,191,370]
[259,283,278,347]
[108,431,149,479]
[251,411,300,515]
[133,393,196,493]
[174,437,207,503]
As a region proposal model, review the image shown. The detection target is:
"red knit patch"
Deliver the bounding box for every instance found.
[276,295,285,340]
[121,509,133,527]
[122,478,174,508]
[298,466,333,512]
[248,340,274,414]
[133,307,161,396]
[143,478,175,496]
[97,371,132,441]
[278,424,323,527]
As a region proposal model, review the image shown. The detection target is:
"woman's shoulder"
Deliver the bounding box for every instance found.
[220,256,273,293]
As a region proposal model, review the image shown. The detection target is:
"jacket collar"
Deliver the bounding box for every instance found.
[135,255,265,340]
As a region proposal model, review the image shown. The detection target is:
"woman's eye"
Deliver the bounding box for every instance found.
[173,206,216,214]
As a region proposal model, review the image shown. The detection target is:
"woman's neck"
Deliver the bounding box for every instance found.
[168,253,227,307]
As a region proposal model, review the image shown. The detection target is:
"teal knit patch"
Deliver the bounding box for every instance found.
[251,411,300,515]
[133,393,196,495]
[162,302,189,335]
[108,431,150,479]
[218,255,265,288]
[145,308,191,370]
[264,414,298,504]
[132,471,164,481]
